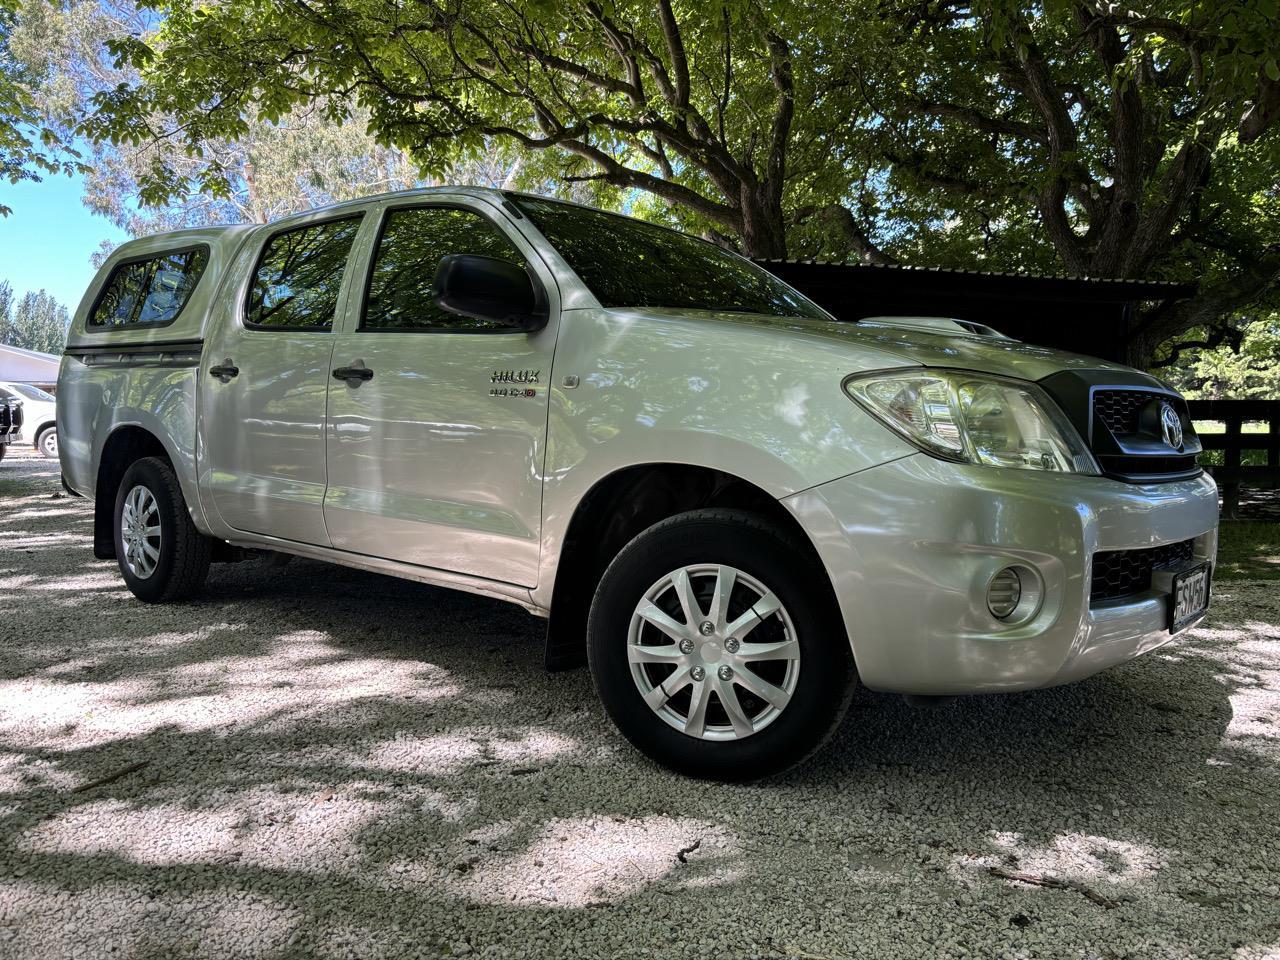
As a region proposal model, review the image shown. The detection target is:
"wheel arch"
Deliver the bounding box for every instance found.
[541,461,842,671]
[92,425,177,560]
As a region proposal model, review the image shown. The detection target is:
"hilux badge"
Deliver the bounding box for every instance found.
[1159,402,1183,449]
[491,370,540,384]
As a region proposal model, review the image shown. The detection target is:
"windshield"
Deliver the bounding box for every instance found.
[509,195,828,320]
[7,383,53,401]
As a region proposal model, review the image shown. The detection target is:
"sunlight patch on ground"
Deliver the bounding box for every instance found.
[954,829,1166,890]
[1180,619,1280,764]
[450,815,740,907]
[0,532,92,551]
[0,507,91,522]
[19,783,394,873]
[0,569,126,592]
[0,629,462,750]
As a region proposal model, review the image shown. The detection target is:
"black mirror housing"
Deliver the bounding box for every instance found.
[432,254,547,331]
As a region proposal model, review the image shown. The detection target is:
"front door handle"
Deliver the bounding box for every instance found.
[332,364,374,384]
[209,360,239,383]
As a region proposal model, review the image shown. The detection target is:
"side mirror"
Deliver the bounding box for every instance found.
[433,254,546,331]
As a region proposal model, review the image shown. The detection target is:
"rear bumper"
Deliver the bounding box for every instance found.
[784,455,1219,695]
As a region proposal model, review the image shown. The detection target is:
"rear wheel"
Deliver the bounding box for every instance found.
[587,509,853,780]
[112,456,211,603]
[36,426,57,459]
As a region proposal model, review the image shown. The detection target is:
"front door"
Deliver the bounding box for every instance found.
[323,201,557,587]
[201,214,364,545]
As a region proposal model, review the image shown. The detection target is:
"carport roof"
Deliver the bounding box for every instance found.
[753,260,1198,363]
[753,259,1196,301]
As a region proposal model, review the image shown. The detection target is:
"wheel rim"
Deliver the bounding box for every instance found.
[120,484,162,579]
[627,564,800,742]
[41,431,57,457]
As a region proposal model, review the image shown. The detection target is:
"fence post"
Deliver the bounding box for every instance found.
[1222,415,1242,519]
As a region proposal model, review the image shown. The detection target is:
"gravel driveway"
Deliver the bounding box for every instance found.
[2,445,1279,959]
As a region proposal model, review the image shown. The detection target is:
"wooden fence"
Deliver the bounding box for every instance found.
[1186,399,1280,518]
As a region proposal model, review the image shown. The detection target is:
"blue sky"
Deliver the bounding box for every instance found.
[0,172,128,312]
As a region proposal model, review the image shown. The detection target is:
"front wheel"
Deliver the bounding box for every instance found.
[36,426,57,459]
[113,456,211,603]
[587,509,853,781]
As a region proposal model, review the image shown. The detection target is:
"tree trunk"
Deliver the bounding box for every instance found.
[738,188,789,259]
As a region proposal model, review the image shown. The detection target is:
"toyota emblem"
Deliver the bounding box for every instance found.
[1159,402,1183,449]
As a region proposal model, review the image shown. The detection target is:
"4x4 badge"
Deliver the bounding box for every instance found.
[491,370,541,384]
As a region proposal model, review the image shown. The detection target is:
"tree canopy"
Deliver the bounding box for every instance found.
[0,0,85,214]
[9,0,540,236]
[23,0,1280,364]
[1163,311,1280,401]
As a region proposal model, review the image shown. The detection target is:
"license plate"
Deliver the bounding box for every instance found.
[1170,562,1211,633]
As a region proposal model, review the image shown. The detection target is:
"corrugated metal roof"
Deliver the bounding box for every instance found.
[752,259,1194,289]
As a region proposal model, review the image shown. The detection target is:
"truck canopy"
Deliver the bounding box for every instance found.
[65,225,257,350]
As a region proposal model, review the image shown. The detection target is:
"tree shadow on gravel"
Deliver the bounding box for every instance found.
[3,457,1280,957]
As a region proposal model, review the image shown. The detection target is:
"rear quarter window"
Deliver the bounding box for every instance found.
[89,246,209,329]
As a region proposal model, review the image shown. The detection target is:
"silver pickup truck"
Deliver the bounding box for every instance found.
[57,186,1218,778]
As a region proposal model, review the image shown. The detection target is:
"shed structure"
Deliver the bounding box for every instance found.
[755,260,1196,365]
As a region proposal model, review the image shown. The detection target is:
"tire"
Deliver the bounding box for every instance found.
[0,444,7,463]
[112,456,211,603]
[587,509,854,781]
[36,426,57,459]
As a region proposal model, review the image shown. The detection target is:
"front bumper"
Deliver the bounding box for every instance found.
[784,454,1219,695]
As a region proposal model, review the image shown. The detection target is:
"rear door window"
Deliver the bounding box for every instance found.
[245,217,362,330]
[361,206,526,332]
[89,247,209,329]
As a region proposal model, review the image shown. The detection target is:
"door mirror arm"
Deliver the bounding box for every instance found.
[432,254,548,332]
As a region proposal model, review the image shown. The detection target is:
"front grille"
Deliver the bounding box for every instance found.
[1039,372,1204,483]
[1094,389,1157,435]
[1091,538,1195,603]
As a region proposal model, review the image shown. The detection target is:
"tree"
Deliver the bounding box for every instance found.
[54,1,1280,364]
[0,0,86,216]
[83,0,870,257]
[842,0,1280,366]
[10,0,529,237]
[0,284,69,354]
[1160,313,1280,401]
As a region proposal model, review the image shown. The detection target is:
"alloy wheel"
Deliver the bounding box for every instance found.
[627,564,800,741]
[120,484,162,579]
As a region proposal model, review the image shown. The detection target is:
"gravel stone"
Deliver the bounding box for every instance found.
[2,446,1280,958]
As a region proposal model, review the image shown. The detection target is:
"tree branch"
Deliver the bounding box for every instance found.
[796,204,898,265]
[1129,248,1280,363]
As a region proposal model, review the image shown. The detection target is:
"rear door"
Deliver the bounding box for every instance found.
[200,213,364,545]
[323,197,559,587]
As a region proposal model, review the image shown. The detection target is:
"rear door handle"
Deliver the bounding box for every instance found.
[209,360,239,383]
[332,365,374,384]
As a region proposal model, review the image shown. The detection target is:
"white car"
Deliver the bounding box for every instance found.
[55,187,1218,779]
[0,381,57,457]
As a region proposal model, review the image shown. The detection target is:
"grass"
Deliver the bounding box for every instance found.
[1215,520,1280,580]
[1193,421,1274,468]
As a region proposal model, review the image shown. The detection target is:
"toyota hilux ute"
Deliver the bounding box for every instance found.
[57,187,1218,779]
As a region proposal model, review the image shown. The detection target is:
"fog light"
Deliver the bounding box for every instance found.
[987,567,1022,619]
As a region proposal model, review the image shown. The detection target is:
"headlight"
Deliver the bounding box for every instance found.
[844,369,1099,474]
